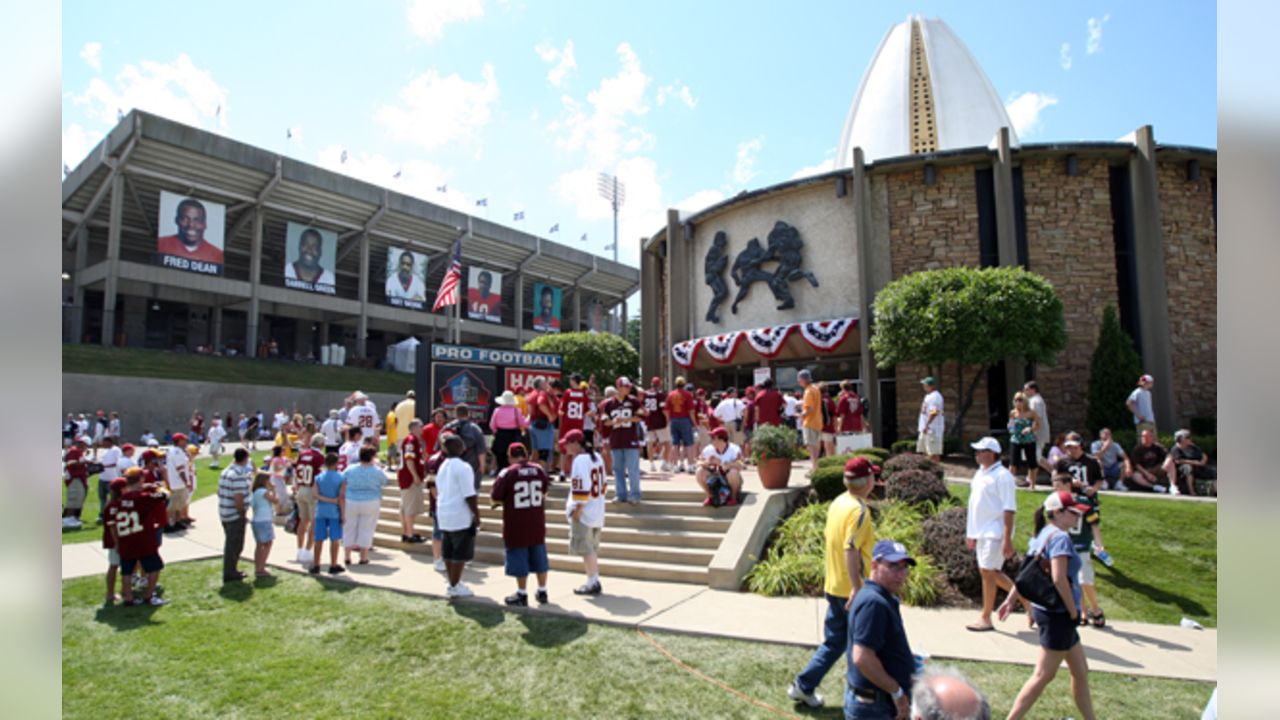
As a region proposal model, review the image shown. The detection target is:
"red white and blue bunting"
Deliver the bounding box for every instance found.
[673,316,858,367]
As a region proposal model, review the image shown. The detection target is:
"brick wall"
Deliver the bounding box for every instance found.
[1021,156,1118,437]
[1157,162,1217,425]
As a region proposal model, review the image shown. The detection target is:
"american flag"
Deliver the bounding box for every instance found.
[475,198,487,206]
[432,236,464,312]
[580,233,587,241]
[549,223,559,233]
[514,211,525,221]
[340,150,348,164]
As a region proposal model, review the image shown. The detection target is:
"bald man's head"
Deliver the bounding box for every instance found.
[911,666,989,720]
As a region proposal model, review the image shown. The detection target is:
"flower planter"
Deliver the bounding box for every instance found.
[758,457,793,489]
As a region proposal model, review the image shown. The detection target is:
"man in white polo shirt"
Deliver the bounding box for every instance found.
[964,436,1019,632]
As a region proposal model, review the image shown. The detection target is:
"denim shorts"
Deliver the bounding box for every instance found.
[252,520,275,544]
[504,544,550,577]
[669,417,694,447]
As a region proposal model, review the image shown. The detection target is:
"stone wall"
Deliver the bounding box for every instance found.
[884,164,989,442]
[1157,162,1217,425]
[1022,156,1118,436]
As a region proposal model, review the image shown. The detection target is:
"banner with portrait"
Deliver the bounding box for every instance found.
[466,266,503,323]
[155,191,226,276]
[283,222,337,295]
[531,283,562,333]
[384,247,429,310]
[586,298,605,333]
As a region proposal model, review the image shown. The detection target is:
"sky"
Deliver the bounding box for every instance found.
[62,1,1216,275]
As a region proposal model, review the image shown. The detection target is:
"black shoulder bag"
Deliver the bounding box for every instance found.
[1014,546,1062,610]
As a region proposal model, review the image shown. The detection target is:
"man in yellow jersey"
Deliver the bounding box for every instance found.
[788,456,879,709]
[385,407,400,470]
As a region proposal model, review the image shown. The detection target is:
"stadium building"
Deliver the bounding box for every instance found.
[61,111,639,363]
[639,15,1216,444]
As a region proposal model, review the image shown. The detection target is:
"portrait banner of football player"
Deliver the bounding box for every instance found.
[384,246,429,310]
[466,266,503,323]
[531,282,562,333]
[283,222,337,295]
[432,363,497,427]
[586,298,605,333]
[155,190,226,276]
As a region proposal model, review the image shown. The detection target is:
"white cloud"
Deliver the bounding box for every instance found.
[71,53,229,131]
[315,144,476,215]
[548,42,652,169]
[1087,14,1110,55]
[657,82,698,109]
[791,158,835,180]
[80,42,102,71]
[1060,42,1072,70]
[1004,91,1058,138]
[535,40,576,87]
[674,189,726,219]
[62,123,103,171]
[733,137,764,185]
[375,63,499,151]
[407,0,484,42]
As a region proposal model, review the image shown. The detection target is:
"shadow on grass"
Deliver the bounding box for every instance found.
[1101,566,1209,619]
[94,604,164,631]
[1100,626,1192,652]
[1005,629,1142,669]
[516,613,588,648]
[581,593,652,617]
[452,600,506,628]
[218,581,254,602]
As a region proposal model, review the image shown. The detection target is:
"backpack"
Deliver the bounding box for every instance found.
[706,474,732,507]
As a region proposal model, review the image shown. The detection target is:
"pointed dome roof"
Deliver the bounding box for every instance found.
[836,15,1017,165]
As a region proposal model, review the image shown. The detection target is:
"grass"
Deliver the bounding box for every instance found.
[63,344,413,394]
[61,451,268,545]
[62,559,1213,720]
[948,483,1218,628]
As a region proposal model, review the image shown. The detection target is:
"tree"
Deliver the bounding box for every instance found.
[625,315,641,352]
[871,267,1067,439]
[1086,305,1143,435]
[523,331,639,385]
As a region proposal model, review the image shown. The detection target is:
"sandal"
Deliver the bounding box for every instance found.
[1090,609,1106,628]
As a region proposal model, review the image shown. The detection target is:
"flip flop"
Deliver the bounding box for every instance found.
[965,623,995,632]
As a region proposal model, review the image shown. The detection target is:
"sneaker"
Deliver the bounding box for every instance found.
[329,565,346,575]
[148,596,169,606]
[535,589,549,604]
[787,681,824,708]
[661,462,673,473]
[410,534,426,543]
[448,582,474,599]
[1170,485,1182,496]
[504,592,529,607]
[1114,480,1129,492]
[573,582,602,595]
[1153,485,1168,494]
[726,496,738,507]
[649,461,657,472]
[702,497,713,507]
[308,565,321,575]
[434,558,447,573]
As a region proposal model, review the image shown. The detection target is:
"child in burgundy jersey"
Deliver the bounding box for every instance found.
[110,469,170,606]
[101,477,128,605]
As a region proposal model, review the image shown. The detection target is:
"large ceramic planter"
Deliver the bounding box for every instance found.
[758,457,792,489]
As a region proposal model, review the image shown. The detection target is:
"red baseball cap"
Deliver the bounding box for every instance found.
[121,443,135,452]
[651,376,662,386]
[558,429,585,448]
[511,383,523,392]
[108,477,128,491]
[508,442,527,455]
[710,427,729,441]
[616,376,633,388]
[844,456,880,479]
[171,432,188,443]
[1044,490,1091,515]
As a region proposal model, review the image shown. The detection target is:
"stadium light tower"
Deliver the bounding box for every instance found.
[597,172,626,333]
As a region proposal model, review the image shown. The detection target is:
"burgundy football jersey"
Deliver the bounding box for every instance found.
[110,490,167,559]
[398,435,426,490]
[601,395,645,448]
[294,449,325,487]
[490,461,549,548]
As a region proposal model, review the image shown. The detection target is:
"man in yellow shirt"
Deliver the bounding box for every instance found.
[385,408,400,470]
[788,456,878,709]
[799,370,824,475]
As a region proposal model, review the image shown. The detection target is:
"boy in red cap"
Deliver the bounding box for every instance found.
[696,426,744,506]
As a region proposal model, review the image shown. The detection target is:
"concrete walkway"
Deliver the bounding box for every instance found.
[64,491,1216,683]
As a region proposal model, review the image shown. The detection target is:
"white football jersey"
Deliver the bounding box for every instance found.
[566,452,607,528]
[347,405,379,440]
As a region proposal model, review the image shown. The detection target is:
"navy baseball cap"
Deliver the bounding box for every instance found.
[872,540,917,566]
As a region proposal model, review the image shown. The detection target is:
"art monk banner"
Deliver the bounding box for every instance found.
[385,247,429,310]
[466,266,502,323]
[155,191,225,276]
[283,222,337,295]
[532,282,561,333]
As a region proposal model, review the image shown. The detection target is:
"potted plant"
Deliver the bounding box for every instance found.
[750,423,801,490]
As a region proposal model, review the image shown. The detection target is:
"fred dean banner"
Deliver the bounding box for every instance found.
[283,222,337,295]
[155,191,225,276]
[416,343,563,428]
[384,247,429,309]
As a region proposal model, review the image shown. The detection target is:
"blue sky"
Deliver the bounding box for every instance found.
[62,1,1216,271]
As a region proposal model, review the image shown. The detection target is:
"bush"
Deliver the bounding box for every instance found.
[744,551,826,596]
[872,501,942,606]
[891,439,916,455]
[1190,416,1216,436]
[856,446,891,464]
[751,423,803,464]
[816,447,889,472]
[521,331,638,385]
[1086,306,1144,436]
[882,453,943,484]
[885,469,950,508]
[922,507,1022,602]
[810,466,848,503]
[772,501,828,556]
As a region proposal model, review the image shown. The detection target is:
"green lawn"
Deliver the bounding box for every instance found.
[948,483,1217,627]
[62,559,1213,720]
[61,451,269,545]
[63,344,413,394]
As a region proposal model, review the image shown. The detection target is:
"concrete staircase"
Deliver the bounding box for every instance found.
[373,477,739,585]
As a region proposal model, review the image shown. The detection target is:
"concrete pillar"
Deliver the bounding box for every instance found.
[993,127,1024,415]
[318,320,329,347]
[572,286,581,333]
[621,298,628,339]
[69,228,88,344]
[211,306,223,352]
[357,233,370,358]
[246,207,263,355]
[640,243,660,383]
[122,295,147,348]
[852,148,883,447]
[1129,125,1177,429]
[664,209,689,381]
[515,273,525,346]
[101,173,124,346]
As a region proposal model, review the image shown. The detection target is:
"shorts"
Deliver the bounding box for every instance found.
[821,432,836,445]
[669,417,694,447]
[504,544,550,577]
[107,548,120,566]
[313,515,343,542]
[529,423,556,452]
[1078,552,1095,586]
[649,426,670,444]
[916,431,943,457]
[120,553,164,575]
[975,537,1004,570]
[442,528,476,562]
[400,483,425,516]
[1010,443,1037,472]
[209,441,223,456]
[168,486,191,512]
[294,486,317,521]
[696,427,711,448]
[802,427,822,446]
[386,441,401,461]
[1032,607,1081,651]
[252,520,275,544]
[431,511,443,541]
[64,479,87,510]
[569,520,602,556]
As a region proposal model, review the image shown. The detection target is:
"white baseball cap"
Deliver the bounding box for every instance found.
[970,436,1001,454]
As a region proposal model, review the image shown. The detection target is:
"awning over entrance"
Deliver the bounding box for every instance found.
[672,316,858,369]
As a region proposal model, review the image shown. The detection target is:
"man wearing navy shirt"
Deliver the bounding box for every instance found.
[847,540,917,720]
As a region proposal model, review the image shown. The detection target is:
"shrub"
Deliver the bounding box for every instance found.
[816,448,889,471]
[922,507,1021,602]
[882,453,942,484]
[744,551,826,596]
[751,423,803,464]
[900,553,943,607]
[891,439,916,455]
[817,452,856,471]
[521,332,638,386]
[1086,306,1144,436]
[872,501,942,606]
[810,466,848,503]
[1190,416,1216,436]
[772,501,829,556]
[885,469,950,508]
[855,446,891,464]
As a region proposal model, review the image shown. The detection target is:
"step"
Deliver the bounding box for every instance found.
[374,522,714,566]
[378,508,733,534]
[476,519,724,549]
[386,482,710,504]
